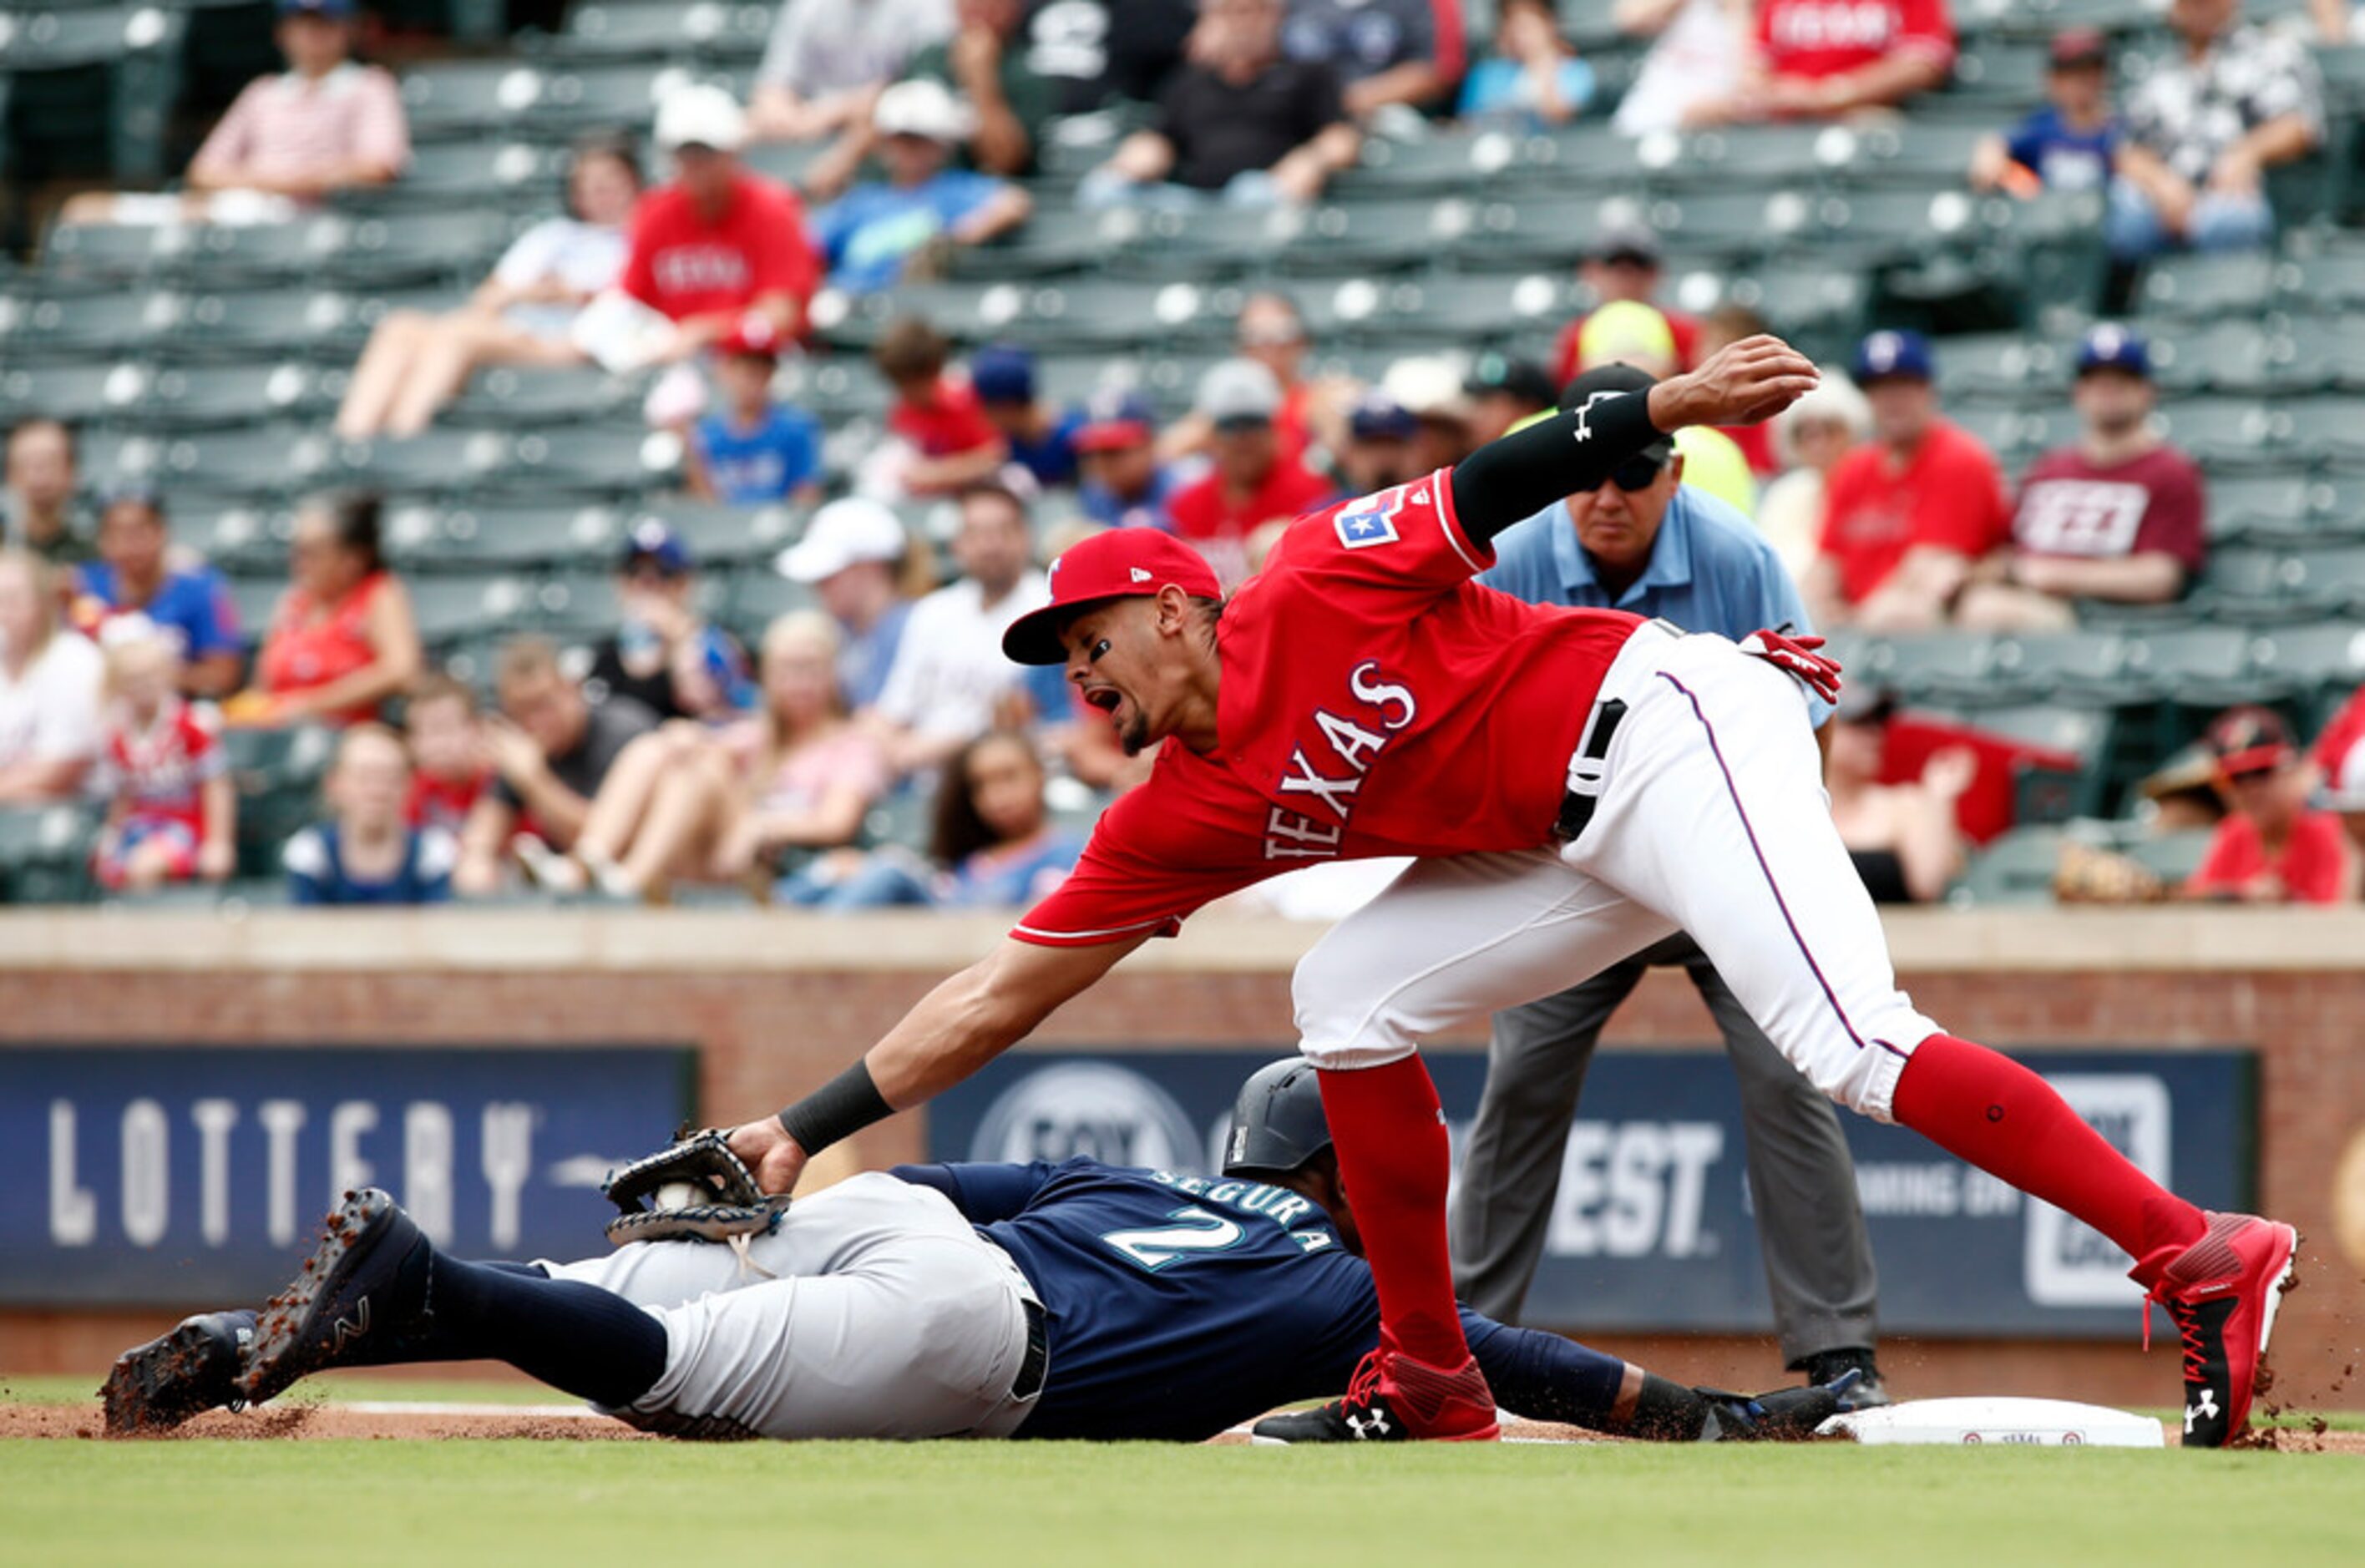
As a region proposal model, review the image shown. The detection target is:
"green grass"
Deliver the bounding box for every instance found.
[3,1434,2362,1568]
[1,1372,565,1407]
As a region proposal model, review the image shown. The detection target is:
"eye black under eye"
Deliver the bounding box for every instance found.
[1090,640,1111,661]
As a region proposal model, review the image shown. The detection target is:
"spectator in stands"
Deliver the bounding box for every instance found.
[777,498,916,711]
[610,87,821,366]
[335,137,643,441]
[784,728,1081,909]
[1688,0,1956,126]
[973,346,1085,491]
[1075,391,1183,533]
[1459,0,1593,126]
[1570,302,1757,516]
[1079,0,1360,210]
[285,724,456,905]
[1756,369,1871,585]
[0,552,102,804]
[684,330,826,508]
[2316,0,2362,42]
[863,317,1009,500]
[587,522,752,724]
[1025,0,1197,115]
[1167,359,1336,589]
[900,0,1059,176]
[90,617,234,894]
[400,673,490,839]
[67,0,408,227]
[1163,292,1358,469]
[1699,301,1783,477]
[454,638,659,895]
[2109,0,2323,261]
[867,480,1049,777]
[2,420,91,569]
[246,493,421,727]
[1825,688,1974,904]
[1613,0,1750,138]
[562,613,889,901]
[1337,392,1421,497]
[1462,353,1557,446]
[747,0,952,144]
[1954,326,2206,632]
[1550,222,1703,386]
[1969,28,2119,196]
[2312,681,2365,858]
[1284,0,1464,122]
[1385,356,1480,475]
[70,487,244,700]
[2185,706,2353,904]
[1807,331,2010,631]
[811,80,1034,293]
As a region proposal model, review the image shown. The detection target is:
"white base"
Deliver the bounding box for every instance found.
[1818,1397,2165,1448]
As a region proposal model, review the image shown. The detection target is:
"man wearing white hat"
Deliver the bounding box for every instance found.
[778,498,915,711]
[810,78,1033,293]
[615,84,823,362]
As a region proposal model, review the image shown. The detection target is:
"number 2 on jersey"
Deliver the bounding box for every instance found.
[1101,1206,1246,1272]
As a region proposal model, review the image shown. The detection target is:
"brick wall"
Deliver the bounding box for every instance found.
[3,909,2361,1415]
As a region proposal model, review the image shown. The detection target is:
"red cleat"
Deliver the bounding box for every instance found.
[1251,1348,1502,1444]
[2140,1211,2298,1449]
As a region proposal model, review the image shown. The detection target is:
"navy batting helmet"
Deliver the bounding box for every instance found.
[1222,1058,1331,1180]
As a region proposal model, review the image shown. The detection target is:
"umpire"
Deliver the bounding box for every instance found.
[1447,364,1887,1401]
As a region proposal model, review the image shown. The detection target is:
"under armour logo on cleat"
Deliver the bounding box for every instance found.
[2184,1390,2221,1432]
[1346,1410,1391,1439]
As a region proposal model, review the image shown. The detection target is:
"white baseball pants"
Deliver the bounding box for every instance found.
[1292,624,1938,1122]
[541,1172,1041,1439]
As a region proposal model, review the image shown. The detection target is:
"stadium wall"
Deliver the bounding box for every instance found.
[3,909,2362,1414]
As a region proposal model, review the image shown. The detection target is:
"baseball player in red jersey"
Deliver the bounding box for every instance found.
[729,336,2297,1449]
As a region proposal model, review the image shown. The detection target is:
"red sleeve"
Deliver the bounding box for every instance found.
[940,382,1000,452]
[2185,817,2255,897]
[1009,779,1265,947]
[2284,816,2352,905]
[1668,313,1704,372]
[2314,685,2365,772]
[1897,0,1958,65]
[619,198,662,310]
[748,181,820,305]
[1427,0,1466,84]
[2130,453,2208,574]
[1551,317,1584,387]
[1167,475,1220,540]
[1907,433,2009,557]
[1264,468,1491,599]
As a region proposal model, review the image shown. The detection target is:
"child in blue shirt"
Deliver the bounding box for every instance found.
[1972,28,2119,195]
[284,724,458,905]
[688,330,825,508]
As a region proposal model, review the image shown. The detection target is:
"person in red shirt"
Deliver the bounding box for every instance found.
[1689,0,1956,124]
[91,618,235,893]
[868,316,1009,499]
[401,672,491,837]
[1165,358,1336,588]
[722,334,2296,1454]
[1957,325,2205,631]
[1549,222,1704,389]
[2313,681,2365,862]
[2186,706,2353,904]
[1808,330,2010,631]
[617,85,821,359]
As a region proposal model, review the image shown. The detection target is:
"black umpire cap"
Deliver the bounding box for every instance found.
[1222,1059,1333,1181]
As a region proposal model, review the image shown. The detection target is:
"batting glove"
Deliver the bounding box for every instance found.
[1737,629,1843,707]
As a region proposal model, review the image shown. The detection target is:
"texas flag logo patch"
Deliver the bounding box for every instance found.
[1334,487,1405,550]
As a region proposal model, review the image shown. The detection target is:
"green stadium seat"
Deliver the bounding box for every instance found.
[1620,124,1831,194]
[177,286,363,356]
[41,220,172,282]
[0,356,139,424]
[960,205,1145,281]
[342,427,510,492]
[2150,396,2285,468]
[2116,625,2257,702]
[221,724,337,794]
[169,220,331,286]
[1936,333,2069,398]
[1024,277,1241,352]
[180,500,294,576]
[2205,473,2318,544]
[531,570,625,635]
[1834,119,1990,188]
[1334,129,1533,198]
[2272,545,2365,616]
[1937,41,2050,108]
[0,284,184,353]
[86,423,341,496]
[2145,319,2289,396]
[1984,630,2131,702]
[358,139,563,208]
[383,499,623,573]
[443,365,632,427]
[721,567,814,645]
[1658,189,1815,263]
[0,801,99,903]
[409,574,537,647]
[2276,254,2365,313]
[320,210,517,288]
[224,572,284,633]
[2120,827,2216,888]
[139,360,333,430]
[1952,824,2066,906]
[2246,620,2365,699]
[550,0,715,59]
[2279,396,2365,463]
[398,58,549,139]
[1276,199,1467,275]
[2135,251,2281,320]
[1856,633,1996,704]
[1380,271,1573,346]
[632,500,798,569]
[500,423,684,493]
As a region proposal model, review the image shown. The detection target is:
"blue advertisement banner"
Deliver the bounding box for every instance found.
[928,1048,2256,1338]
[0,1045,693,1305]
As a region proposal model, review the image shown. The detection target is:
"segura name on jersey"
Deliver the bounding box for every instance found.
[1262,660,1419,862]
[1148,1168,1325,1242]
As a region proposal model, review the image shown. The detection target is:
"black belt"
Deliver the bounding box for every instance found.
[1012,1297,1049,1402]
[1552,698,1628,843]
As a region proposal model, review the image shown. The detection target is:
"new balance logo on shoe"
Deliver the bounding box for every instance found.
[2185,1390,2221,1434]
[331,1299,372,1353]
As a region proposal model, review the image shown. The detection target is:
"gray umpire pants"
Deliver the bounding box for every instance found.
[1448,933,1879,1368]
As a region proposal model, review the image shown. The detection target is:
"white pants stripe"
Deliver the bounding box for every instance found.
[1292,626,1937,1122]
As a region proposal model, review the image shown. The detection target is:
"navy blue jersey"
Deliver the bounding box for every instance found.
[894,1158,1627,1442]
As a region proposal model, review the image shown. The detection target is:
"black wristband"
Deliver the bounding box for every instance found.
[1447,393,1667,546]
[777,1060,895,1156]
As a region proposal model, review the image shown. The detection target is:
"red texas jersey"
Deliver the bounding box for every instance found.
[1013,473,1642,947]
[101,699,225,835]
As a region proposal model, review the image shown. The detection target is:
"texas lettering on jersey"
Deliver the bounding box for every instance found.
[1265,660,1418,862]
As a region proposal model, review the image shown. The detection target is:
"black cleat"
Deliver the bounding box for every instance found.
[1249,1350,1499,1444]
[241,1188,430,1408]
[1800,1348,1891,1409]
[1695,1374,1851,1441]
[100,1310,258,1434]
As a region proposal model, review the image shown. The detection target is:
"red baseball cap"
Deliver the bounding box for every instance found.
[1001,528,1221,665]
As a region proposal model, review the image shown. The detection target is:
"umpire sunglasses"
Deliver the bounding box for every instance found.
[1571,454,1669,494]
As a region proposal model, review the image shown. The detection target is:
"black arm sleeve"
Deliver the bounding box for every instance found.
[1446,392,1669,546]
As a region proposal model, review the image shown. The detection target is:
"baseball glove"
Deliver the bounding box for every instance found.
[602,1126,789,1247]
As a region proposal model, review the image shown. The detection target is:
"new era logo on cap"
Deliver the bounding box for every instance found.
[1130,567,1152,583]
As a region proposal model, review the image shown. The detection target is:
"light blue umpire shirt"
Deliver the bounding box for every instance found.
[1479,483,1835,729]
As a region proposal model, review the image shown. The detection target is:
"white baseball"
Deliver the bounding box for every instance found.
[656,1181,706,1210]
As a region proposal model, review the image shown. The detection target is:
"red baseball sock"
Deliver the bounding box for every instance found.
[1891,1034,2205,1277]
[1317,1056,1472,1370]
